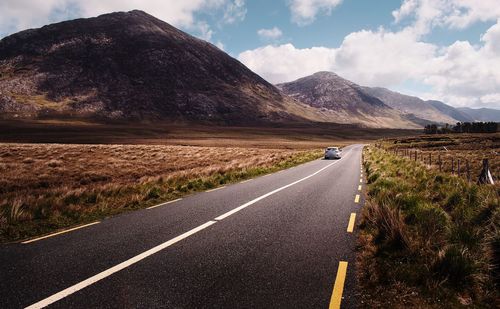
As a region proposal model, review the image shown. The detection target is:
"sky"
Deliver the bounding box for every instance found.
[1,0,500,109]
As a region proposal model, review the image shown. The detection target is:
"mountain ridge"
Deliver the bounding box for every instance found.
[457,107,500,122]
[277,71,421,129]
[360,87,460,124]
[0,10,330,125]
[0,11,497,129]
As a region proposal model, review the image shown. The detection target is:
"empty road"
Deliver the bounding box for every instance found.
[0,144,365,309]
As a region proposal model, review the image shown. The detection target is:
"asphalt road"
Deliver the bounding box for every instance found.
[0,144,365,309]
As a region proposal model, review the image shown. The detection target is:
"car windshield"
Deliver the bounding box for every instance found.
[327,147,339,151]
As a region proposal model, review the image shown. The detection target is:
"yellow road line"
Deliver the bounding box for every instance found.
[347,213,356,233]
[25,155,353,308]
[359,178,363,183]
[358,185,362,191]
[22,221,100,244]
[329,261,348,309]
[147,198,183,210]
[354,194,360,203]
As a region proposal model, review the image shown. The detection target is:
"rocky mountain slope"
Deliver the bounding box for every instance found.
[360,87,472,124]
[2,10,489,129]
[0,10,331,125]
[277,72,421,128]
[457,107,500,122]
[426,100,474,122]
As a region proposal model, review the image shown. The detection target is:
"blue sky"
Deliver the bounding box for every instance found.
[1,0,499,109]
[193,0,493,56]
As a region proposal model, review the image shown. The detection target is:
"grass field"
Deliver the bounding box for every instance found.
[382,133,499,183]
[0,119,419,147]
[358,139,499,307]
[0,119,422,243]
[0,143,328,243]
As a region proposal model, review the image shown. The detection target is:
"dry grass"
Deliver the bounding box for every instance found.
[0,120,420,146]
[0,143,323,242]
[383,133,500,183]
[358,144,499,308]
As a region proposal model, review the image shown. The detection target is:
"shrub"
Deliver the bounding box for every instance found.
[432,245,476,288]
[145,187,162,200]
[367,172,380,184]
[444,191,462,211]
[368,202,409,251]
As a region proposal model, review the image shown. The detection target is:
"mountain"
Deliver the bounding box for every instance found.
[276,72,420,128]
[457,107,500,122]
[426,100,474,122]
[0,10,330,125]
[360,87,463,124]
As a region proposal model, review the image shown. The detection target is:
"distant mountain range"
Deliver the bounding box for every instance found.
[456,107,500,122]
[277,72,419,128]
[360,87,472,124]
[0,10,498,128]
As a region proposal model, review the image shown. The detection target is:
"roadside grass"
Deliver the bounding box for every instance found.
[358,146,499,308]
[0,144,322,243]
[384,133,500,182]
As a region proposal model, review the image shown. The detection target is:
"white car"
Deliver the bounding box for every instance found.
[324,147,342,159]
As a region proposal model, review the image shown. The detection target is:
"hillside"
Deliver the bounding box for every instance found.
[457,107,500,122]
[360,87,464,124]
[0,10,330,125]
[277,72,420,129]
[426,100,473,122]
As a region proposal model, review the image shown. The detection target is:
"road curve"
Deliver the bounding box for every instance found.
[0,144,365,309]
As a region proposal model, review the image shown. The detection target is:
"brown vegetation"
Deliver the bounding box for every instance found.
[0,119,419,243]
[0,120,419,146]
[383,133,499,183]
[358,140,499,307]
[0,143,323,242]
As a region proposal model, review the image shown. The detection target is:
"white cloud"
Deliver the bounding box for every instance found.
[238,0,500,108]
[288,0,343,26]
[392,0,500,36]
[215,41,225,50]
[238,44,336,83]
[238,19,500,108]
[196,21,214,41]
[0,0,245,40]
[392,0,418,23]
[334,28,437,86]
[257,27,283,40]
[222,0,246,24]
[0,0,68,36]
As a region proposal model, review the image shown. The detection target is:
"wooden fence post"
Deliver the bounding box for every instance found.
[457,159,461,176]
[451,158,454,174]
[466,160,471,183]
[478,159,495,185]
[439,154,442,172]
